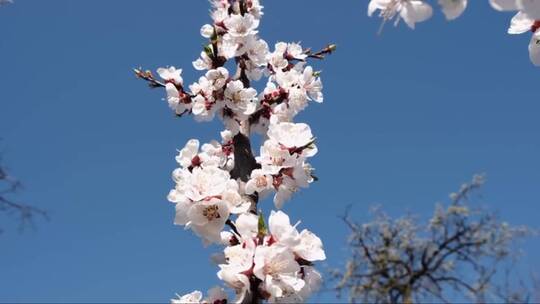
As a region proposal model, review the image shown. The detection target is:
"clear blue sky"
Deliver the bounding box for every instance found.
[0,0,538,302]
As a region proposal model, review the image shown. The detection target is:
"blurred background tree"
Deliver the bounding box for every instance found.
[0,150,46,234]
[0,0,13,7]
[333,175,536,303]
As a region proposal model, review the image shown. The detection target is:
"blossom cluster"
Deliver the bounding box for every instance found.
[216,211,325,303]
[137,0,332,302]
[367,0,540,66]
[157,1,326,132]
[172,210,325,304]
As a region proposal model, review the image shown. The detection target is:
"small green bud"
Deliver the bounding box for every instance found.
[258,212,267,237]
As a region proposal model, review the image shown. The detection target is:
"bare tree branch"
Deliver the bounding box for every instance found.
[0,153,47,234]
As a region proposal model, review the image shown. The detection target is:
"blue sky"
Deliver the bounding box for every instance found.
[0,0,538,302]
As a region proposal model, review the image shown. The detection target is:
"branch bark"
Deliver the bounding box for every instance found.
[230,133,259,182]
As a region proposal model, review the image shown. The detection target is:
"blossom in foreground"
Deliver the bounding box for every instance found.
[507,12,540,66]
[438,0,467,20]
[368,0,434,30]
[490,0,540,19]
[364,0,540,67]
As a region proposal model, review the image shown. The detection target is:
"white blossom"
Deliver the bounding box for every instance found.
[247,0,264,19]
[223,80,258,117]
[157,66,183,85]
[203,286,228,304]
[245,169,274,197]
[189,69,229,121]
[491,0,540,19]
[258,139,300,175]
[175,138,233,171]
[507,12,540,66]
[268,64,324,121]
[267,42,307,72]
[295,266,323,302]
[205,67,229,90]
[234,211,326,262]
[193,51,213,71]
[253,245,305,299]
[169,166,249,244]
[267,122,317,157]
[164,83,191,115]
[216,211,326,302]
[224,14,260,38]
[245,36,270,67]
[171,290,202,304]
[438,0,467,20]
[368,0,433,30]
[217,241,255,302]
[252,123,318,208]
[273,178,297,209]
[175,139,200,169]
[171,287,227,304]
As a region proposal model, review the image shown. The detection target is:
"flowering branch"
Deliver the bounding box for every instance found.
[136,1,334,303]
[133,68,165,88]
[305,44,338,60]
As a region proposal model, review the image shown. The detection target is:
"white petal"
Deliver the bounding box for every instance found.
[401,1,433,29]
[174,201,191,226]
[295,229,326,262]
[490,0,520,11]
[273,187,293,209]
[235,213,259,239]
[172,290,202,304]
[439,0,467,20]
[518,0,540,19]
[529,33,540,66]
[508,12,534,34]
[368,0,392,16]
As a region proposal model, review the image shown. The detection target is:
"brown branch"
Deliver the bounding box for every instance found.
[133,68,166,88]
[304,44,337,60]
[0,156,48,233]
[230,133,259,182]
[225,218,240,236]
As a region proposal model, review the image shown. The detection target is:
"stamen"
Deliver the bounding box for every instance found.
[202,204,221,221]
